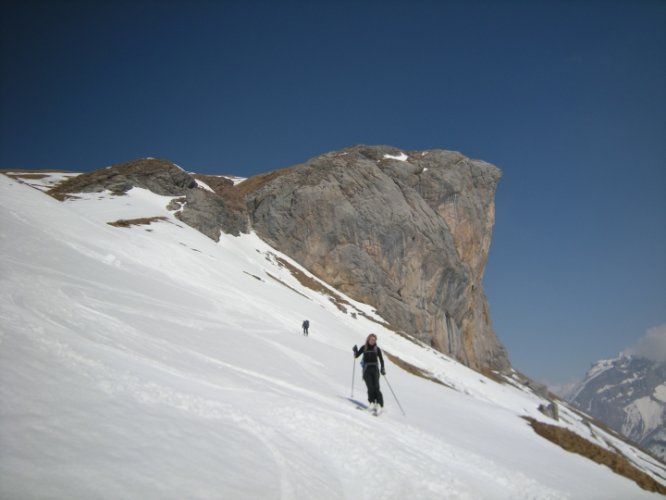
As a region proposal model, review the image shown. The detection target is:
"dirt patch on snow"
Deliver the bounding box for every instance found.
[107,217,168,228]
[4,173,51,180]
[526,417,666,494]
[382,351,452,388]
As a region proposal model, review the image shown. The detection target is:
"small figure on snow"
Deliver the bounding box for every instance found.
[353,333,385,413]
[302,319,310,336]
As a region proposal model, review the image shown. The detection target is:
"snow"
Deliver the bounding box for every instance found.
[223,175,247,185]
[596,384,614,394]
[623,397,665,439]
[4,171,80,193]
[383,152,409,162]
[194,179,215,193]
[587,359,615,379]
[1,173,665,499]
[654,384,666,403]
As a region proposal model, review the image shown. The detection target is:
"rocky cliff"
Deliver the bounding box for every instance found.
[48,145,509,372]
[243,145,508,371]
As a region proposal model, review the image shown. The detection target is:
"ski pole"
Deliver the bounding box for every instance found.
[382,373,406,416]
[351,355,356,398]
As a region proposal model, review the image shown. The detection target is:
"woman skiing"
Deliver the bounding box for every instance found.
[353,333,385,413]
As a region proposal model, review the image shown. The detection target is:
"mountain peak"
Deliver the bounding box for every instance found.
[569,354,666,461]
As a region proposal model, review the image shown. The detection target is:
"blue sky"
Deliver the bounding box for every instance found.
[2,0,664,384]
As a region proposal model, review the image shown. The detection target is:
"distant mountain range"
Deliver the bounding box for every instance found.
[566,355,666,461]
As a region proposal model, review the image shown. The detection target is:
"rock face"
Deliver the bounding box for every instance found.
[177,187,248,238]
[244,145,509,371]
[568,356,666,461]
[48,146,510,372]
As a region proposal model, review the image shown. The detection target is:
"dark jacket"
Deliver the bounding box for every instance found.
[354,344,385,371]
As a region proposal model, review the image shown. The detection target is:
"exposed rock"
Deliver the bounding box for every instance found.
[538,402,560,421]
[176,188,248,239]
[166,197,186,211]
[48,158,197,197]
[243,145,509,371]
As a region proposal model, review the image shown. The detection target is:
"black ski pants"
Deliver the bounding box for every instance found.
[363,366,384,407]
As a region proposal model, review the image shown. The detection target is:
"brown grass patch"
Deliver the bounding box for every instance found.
[2,171,78,199]
[232,166,296,198]
[266,253,392,322]
[192,174,233,193]
[265,252,396,328]
[563,401,666,466]
[0,168,75,173]
[50,193,81,201]
[192,174,249,212]
[266,272,310,299]
[48,189,68,200]
[565,404,630,443]
[525,417,666,494]
[205,166,297,213]
[480,367,506,384]
[4,173,50,180]
[107,217,168,228]
[356,311,391,328]
[271,255,352,314]
[47,158,187,200]
[391,329,429,348]
[383,351,452,388]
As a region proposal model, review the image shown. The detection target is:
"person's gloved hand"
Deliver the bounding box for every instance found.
[380,368,386,375]
[353,345,358,354]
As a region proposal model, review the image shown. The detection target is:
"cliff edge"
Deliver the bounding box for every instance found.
[47,145,509,372]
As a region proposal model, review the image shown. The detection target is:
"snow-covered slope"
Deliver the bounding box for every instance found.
[1,173,664,499]
[569,355,666,462]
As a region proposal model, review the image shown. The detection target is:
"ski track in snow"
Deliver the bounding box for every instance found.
[1,175,664,499]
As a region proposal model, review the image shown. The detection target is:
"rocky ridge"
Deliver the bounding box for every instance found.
[47,145,509,372]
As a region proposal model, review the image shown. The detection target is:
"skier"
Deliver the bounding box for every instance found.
[302,319,310,336]
[353,333,385,413]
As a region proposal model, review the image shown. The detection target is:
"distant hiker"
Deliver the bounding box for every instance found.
[353,333,385,413]
[302,319,310,336]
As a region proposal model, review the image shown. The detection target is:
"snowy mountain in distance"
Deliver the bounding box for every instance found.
[1,169,665,499]
[568,355,666,462]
